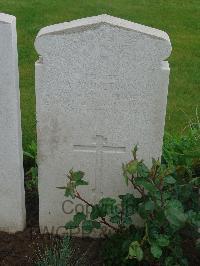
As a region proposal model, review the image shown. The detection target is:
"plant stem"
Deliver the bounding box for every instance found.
[76,191,93,208]
[75,191,118,232]
[129,177,145,197]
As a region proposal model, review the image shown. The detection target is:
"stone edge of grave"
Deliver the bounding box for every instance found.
[0,12,26,233]
[0,13,16,24]
[34,14,172,57]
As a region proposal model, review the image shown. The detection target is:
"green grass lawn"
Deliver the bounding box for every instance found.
[0,0,199,149]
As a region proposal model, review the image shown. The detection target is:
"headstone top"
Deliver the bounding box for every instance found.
[35,14,171,59]
[0,13,15,24]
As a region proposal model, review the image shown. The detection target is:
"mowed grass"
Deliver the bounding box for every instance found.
[0,0,199,149]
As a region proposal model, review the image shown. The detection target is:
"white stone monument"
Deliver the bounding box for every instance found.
[35,14,171,235]
[0,13,26,232]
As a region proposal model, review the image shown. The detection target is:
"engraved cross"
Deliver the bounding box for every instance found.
[73,135,126,192]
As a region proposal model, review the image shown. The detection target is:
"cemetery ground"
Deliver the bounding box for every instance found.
[0,1,200,266]
[0,0,200,149]
[0,133,200,265]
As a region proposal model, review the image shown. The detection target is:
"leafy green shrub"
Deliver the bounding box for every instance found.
[163,111,200,176]
[59,145,200,265]
[24,140,38,191]
[163,131,200,169]
[35,236,71,266]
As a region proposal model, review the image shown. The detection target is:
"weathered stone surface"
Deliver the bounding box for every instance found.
[35,14,171,235]
[0,13,26,232]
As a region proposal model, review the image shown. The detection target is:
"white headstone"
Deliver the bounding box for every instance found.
[35,14,171,235]
[0,13,26,232]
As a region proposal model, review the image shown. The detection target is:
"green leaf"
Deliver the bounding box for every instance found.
[64,183,75,199]
[162,192,171,200]
[156,235,170,247]
[150,244,162,258]
[99,197,116,206]
[82,220,93,233]
[137,162,149,177]
[65,212,86,230]
[135,178,157,194]
[126,160,138,174]
[164,200,187,228]
[189,177,200,186]
[110,215,121,224]
[163,175,176,184]
[144,200,155,211]
[75,179,88,186]
[138,203,147,219]
[99,198,117,215]
[74,212,86,225]
[92,221,101,229]
[119,193,136,203]
[65,221,78,230]
[122,216,132,226]
[26,166,38,178]
[183,150,200,158]
[131,145,138,158]
[164,256,175,266]
[71,171,85,181]
[120,193,138,217]
[82,220,101,233]
[32,167,38,176]
[23,151,35,159]
[90,205,102,220]
[122,163,129,186]
[128,241,143,261]
[64,187,72,197]
[187,210,200,226]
